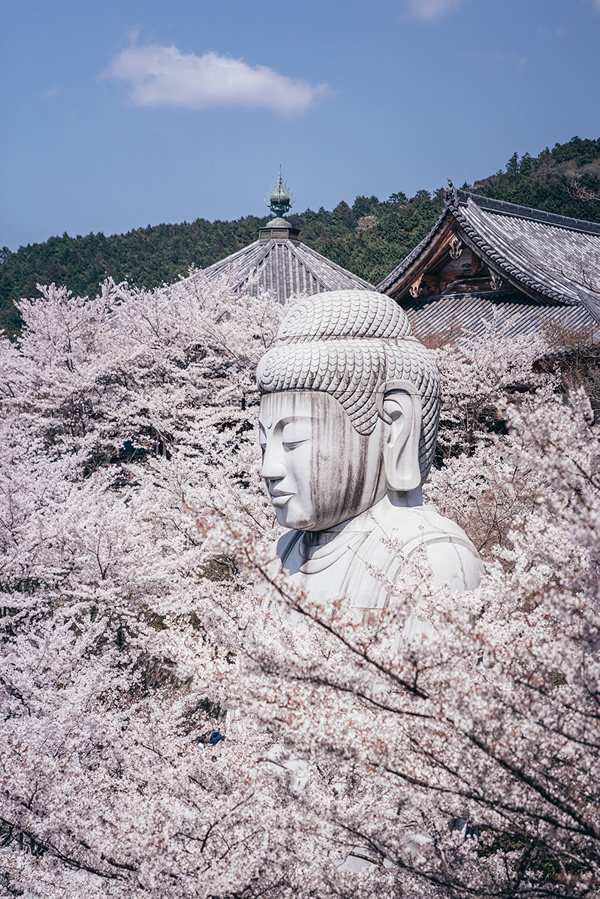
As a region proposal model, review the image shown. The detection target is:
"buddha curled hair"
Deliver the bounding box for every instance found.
[257,290,441,478]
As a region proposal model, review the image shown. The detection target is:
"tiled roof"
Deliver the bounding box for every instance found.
[378,189,600,326]
[199,237,373,302]
[450,190,600,312]
[402,290,598,341]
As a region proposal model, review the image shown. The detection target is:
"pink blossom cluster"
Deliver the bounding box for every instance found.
[0,278,598,896]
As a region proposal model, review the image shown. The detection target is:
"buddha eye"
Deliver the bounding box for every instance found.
[282,439,308,451]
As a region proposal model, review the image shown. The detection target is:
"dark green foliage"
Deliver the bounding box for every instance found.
[387,191,408,205]
[506,151,520,174]
[472,136,600,220]
[2,136,599,335]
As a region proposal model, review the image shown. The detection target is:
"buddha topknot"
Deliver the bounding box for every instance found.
[257,290,441,478]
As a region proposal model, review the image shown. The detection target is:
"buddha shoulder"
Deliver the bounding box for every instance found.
[374,503,483,591]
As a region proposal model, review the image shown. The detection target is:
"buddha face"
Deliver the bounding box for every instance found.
[259,391,386,532]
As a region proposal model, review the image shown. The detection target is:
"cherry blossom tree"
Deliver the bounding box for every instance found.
[1,276,598,897]
[0,273,291,896]
[236,385,599,897]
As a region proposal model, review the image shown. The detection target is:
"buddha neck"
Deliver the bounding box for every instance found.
[301,487,425,550]
[386,485,423,507]
[303,521,351,548]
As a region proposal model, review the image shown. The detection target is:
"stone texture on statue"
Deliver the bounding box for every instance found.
[257,290,482,615]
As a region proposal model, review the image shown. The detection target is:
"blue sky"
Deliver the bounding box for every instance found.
[1,0,599,250]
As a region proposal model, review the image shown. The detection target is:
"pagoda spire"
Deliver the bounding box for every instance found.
[266,167,294,218]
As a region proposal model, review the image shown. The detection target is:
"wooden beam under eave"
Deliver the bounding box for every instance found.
[450,221,560,307]
[387,219,459,302]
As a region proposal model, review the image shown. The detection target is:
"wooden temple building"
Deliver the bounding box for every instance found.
[377,185,600,340]
[200,171,373,301]
[193,173,599,342]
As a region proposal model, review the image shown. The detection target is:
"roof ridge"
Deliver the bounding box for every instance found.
[203,238,263,271]
[425,288,565,304]
[286,241,329,291]
[452,188,600,235]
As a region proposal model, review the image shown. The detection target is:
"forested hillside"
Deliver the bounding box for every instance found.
[1,135,599,334]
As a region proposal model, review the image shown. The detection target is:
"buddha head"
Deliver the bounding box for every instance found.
[257,290,440,532]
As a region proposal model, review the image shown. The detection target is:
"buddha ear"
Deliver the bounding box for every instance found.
[377,380,422,492]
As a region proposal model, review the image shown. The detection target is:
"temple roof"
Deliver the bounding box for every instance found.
[197,171,373,301]
[378,187,600,337]
[202,233,373,302]
[401,289,595,344]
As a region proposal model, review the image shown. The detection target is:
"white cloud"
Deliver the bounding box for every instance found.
[408,0,462,21]
[106,44,330,116]
[592,0,600,12]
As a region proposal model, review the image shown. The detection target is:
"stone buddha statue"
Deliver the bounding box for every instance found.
[257,290,482,616]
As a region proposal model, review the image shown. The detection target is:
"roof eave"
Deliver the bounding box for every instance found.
[376,208,453,294]
[576,287,600,324]
[452,202,581,307]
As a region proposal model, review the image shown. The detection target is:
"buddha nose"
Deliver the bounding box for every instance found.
[261,444,286,482]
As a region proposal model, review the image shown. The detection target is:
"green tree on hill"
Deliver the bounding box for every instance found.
[1,135,599,335]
